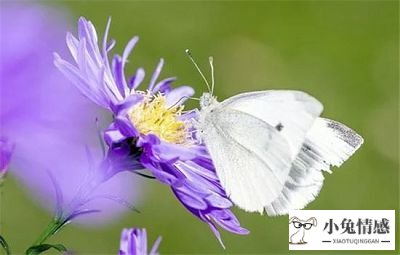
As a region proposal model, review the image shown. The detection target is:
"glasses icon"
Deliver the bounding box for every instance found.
[292,221,313,230]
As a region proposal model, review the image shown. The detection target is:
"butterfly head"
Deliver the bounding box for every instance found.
[200,92,218,109]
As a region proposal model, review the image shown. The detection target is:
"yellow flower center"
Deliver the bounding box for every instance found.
[129,93,188,144]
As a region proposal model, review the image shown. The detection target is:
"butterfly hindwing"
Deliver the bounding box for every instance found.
[264,117,364,216]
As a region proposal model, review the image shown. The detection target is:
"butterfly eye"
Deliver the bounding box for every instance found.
[293,221,302,229]
[303,223,313,230]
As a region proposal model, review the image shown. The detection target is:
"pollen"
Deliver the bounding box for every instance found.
[129,93,188,144]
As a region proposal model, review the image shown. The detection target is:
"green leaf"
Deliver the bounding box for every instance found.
[25,243,67,255]
[0,235,11,255]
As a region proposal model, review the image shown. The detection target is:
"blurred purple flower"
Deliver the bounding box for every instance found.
[0,4,141,224]
[0,137,14,179]
[119,228,161,255]
[55,17,248,245]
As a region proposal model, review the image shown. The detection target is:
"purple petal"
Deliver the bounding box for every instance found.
[54,53,110,108]
[177,163,222,195]
[111,93,144,115]
[179,160,219,183]
[136,133,160,147]
[119,228,161,255]
[209,210,250,235]
[102,17,112,64]
[206,219,226,249]
[115,116,139,137]
[104,127,126,146]
[148,58,164,92]
[112,36,139,98]
[140,158,178,185]
[165,86,195,107]
[77,17,102,66]
[119,229,131,255]
[149,236,162,255]
[66,32,79,62]
[174,187,208,210]
[122,36,139,65]
[205,193,232,208]
[152,77,176,94]
[106,39,116,52]
[152,142,198,162]
[179,109,199,122]
[66,209,102,223]
[128,68,145,90]
[112,55,127,98]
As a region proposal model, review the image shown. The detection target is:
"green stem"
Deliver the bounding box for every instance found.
[0,234,11,255]
[33,218,63,246]
[25,217,66,255]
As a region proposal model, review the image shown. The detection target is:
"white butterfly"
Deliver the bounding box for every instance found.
[187,50,364,215]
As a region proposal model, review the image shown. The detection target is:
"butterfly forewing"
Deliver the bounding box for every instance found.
[201,107,292,213]
[220,90,323,160]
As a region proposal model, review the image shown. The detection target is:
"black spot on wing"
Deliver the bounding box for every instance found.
[275,122,284,132]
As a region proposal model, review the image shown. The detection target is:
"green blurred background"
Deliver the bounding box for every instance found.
[2,0,399,254]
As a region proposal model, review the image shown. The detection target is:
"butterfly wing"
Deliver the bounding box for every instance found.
[200,90,323,213]
[265,117,364,216]
[201,108,292,213]
[221,90,324,160]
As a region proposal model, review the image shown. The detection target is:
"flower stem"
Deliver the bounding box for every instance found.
[25,217,66,255]
[0,234,11,255]
[33,217,63,246]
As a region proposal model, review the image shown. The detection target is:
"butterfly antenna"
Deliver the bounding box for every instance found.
[209,56,215,95]
[185,49,212,93]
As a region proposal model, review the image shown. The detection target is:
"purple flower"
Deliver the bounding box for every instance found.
[0,4,141,224]
[55,17,248,246]
[119,228,161,255]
